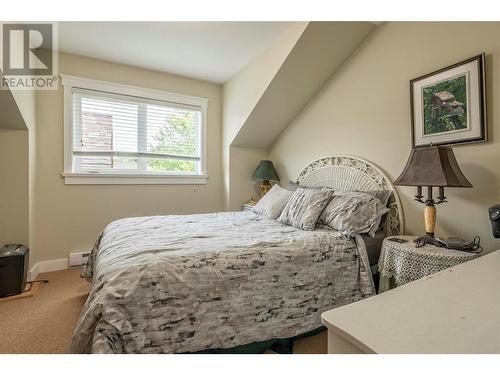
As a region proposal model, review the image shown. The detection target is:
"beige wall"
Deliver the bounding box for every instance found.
[270,22,500,252]
[0,130,29,248]
[228,146,268,208]
[1,89,35,264]
[222,22,376,210]
[33,53,222,262]
[10,89,37,264]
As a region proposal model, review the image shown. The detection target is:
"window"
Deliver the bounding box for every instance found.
[61,75,208,185]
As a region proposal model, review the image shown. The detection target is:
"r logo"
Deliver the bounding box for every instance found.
[2,23,53,76]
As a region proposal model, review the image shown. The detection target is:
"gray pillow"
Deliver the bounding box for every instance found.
[278,187,334,230]
[320,191,389,237]
[286,181,300,191]
[252,184,293,219]
[358,190,392,207]
[357,190,392,235]
[286,181,326,191]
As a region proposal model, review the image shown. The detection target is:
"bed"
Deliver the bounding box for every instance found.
[70,155,404,354]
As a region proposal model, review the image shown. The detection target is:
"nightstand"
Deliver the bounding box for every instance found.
[378,236,480,293]
[242,202,255,212]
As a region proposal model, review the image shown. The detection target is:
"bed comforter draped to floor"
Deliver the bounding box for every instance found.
[71,211,374,353]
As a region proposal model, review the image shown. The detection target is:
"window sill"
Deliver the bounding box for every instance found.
[62,172,208,185]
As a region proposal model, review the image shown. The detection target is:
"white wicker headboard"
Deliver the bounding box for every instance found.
[296,155,404,236]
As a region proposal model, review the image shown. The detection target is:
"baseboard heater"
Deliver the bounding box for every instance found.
[69,251,90,268]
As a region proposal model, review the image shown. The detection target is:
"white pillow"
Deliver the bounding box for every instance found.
[252,184,293,219]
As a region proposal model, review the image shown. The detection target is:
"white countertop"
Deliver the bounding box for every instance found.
[321,250,500,354]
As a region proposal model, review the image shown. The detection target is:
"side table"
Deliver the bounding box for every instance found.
[378,236,480,293]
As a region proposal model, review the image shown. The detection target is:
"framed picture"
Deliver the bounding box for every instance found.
[410,54,487,147]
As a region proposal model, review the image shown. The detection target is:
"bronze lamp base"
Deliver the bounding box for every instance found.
[260,180,272,196]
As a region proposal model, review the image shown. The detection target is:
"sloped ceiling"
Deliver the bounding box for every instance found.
[231,22,376,148]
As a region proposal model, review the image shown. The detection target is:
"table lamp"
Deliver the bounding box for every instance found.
[395,145,472,245]
[252,160,280,197]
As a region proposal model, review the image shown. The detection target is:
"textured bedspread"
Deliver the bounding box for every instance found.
[71,211,375,353]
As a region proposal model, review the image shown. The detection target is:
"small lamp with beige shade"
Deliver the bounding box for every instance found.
[252,160,280,197]
[395,145,472,246]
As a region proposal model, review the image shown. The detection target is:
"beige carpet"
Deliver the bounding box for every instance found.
[0,269,89,353]
[0,269,326,354]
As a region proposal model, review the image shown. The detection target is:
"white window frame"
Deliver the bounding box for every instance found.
[60,74,208,185]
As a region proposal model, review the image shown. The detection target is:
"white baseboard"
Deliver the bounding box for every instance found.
[28,258,68,281]
[28,264,39,282]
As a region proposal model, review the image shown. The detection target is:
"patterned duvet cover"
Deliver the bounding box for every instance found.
[71,211,375,353]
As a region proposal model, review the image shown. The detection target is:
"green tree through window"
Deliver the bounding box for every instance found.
[147,111,198,172]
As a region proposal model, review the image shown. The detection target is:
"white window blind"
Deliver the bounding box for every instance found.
[71,87,203,175]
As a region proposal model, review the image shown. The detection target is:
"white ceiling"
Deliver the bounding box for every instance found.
[58,22,296,84]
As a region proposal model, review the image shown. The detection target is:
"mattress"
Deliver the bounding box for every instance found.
[71,211,375,354]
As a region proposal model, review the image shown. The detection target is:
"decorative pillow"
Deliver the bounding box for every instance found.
[320,191,389,237]
[358,190,392,207]
[278,187,334,230]
[286,180,300,191]
[286,181,325,191]
[252,184,293,219]
[356,190,392,235]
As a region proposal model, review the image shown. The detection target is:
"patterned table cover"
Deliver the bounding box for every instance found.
[378,236,480,292]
